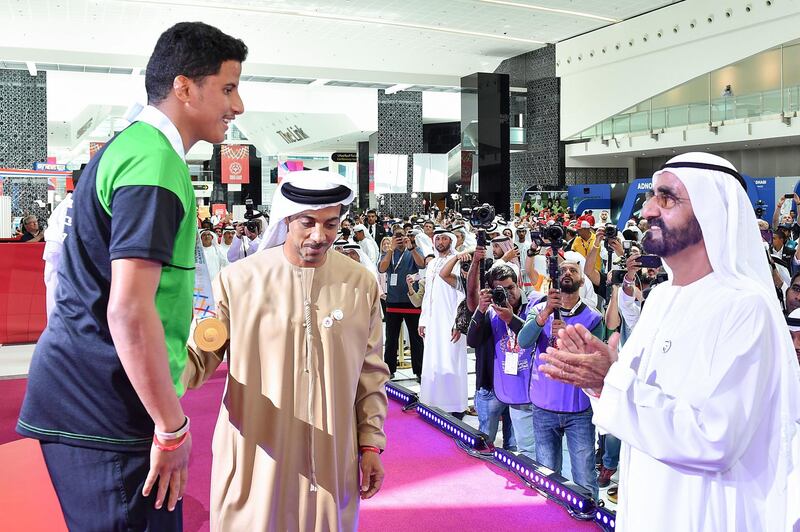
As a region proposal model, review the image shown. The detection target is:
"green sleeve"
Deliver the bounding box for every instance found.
[518,311,544,349]
[591,321,606,340]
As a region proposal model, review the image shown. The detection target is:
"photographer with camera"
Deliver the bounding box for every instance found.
[467,265,538,458]
[227,216,263,263]
[378,228,426,380]
[518,259,603,499]
[772,192,800,230]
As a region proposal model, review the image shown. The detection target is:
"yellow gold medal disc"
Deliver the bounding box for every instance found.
[193,318,228,351]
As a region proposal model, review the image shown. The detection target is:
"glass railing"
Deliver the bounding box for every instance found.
[575,85,800,140]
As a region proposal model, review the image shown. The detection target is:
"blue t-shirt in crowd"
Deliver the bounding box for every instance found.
[381,248,420,304]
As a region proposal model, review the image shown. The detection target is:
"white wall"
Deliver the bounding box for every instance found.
[557,0,800,139]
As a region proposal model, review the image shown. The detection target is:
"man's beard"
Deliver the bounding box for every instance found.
[436,243,450,254]
[642,213,703,257]
[559,277,580,294]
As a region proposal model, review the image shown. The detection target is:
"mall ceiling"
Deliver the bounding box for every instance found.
[3,0,683,162]
[2,0,681,87]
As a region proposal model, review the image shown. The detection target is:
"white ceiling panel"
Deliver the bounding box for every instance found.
[1,0,681,82]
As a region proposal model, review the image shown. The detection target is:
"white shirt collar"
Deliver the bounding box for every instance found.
[132,105,186,161]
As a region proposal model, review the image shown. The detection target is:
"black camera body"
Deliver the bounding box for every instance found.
[471,203,496,229]
[610,269,627,285]
[491,286,508,306]
[526,247,536,258]
[543,224,564,247]
[605,224,618,240]
[245,219,260,233]
[243,198,262,234]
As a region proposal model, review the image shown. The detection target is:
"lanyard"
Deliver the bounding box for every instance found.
[390,250,407,273]
[559,299,583,317]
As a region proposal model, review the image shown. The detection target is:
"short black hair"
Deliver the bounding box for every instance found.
[486,265,517,286]
[366,209,377,215]
[145,22,248,105]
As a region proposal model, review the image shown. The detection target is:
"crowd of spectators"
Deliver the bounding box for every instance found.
[304,187,800,504]
[27,174,800,507]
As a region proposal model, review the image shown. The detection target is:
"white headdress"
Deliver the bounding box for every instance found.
[258,170,355,252]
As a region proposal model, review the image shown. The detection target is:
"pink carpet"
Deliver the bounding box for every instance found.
[1,370,595,531]
[0,378,27,445]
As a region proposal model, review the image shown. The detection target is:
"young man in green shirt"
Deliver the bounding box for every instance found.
[17,22,246,530]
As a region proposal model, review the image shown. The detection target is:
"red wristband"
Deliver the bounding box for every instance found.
[359,445,381,455]
[153,433,189,452]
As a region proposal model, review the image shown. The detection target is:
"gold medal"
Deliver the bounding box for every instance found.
[193,317,228,352]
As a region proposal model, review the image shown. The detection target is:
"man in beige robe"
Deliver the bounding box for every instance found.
[184,170,389,531]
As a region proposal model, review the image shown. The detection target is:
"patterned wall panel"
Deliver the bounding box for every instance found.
[376,89,423,217]
[494,45,555,86]
[0,69,48,220]
[496,47,563,209]
[0,69,47,169]
[565,167,629,185]
[510,77,563,204]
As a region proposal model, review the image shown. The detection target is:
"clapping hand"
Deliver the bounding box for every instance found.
[540,324,620,391]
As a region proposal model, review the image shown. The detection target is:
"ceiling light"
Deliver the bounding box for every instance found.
[116,0,545,44]
[478,0,619,23]
[309,79,330,86]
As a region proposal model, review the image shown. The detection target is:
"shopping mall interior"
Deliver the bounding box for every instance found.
[2,1,800,531]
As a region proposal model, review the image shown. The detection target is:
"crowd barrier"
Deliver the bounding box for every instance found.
[0,242,46,344]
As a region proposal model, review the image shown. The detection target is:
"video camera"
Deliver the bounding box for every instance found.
[543,224,564,248]
[243,199,263,234]
[470,203,496,229]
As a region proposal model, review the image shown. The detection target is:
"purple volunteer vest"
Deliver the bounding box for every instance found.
[529,301,602,413]
[489,303,532,405]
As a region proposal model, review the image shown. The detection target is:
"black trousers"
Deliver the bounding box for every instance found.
[40,441,182,532]
[383,307,424,376]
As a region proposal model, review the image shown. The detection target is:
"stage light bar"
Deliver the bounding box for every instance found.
[595,506,616,530]
[385,381,418,408]
[492,448,597,517]
[415,404,492,452]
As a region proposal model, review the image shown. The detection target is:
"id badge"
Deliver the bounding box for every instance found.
[504,351,519,375]
[389,273,398,286]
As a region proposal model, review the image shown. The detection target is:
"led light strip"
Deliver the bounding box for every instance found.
[492,448,596,515]
[478,0,619,23]
[115,0,546,44]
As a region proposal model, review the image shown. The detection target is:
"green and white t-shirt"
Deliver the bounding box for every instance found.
[18,107,197,451]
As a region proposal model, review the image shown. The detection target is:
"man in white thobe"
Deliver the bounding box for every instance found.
[200,228,229,280]
[352,224,380,265]
[418,229,467,416]
[542,152,800,531]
